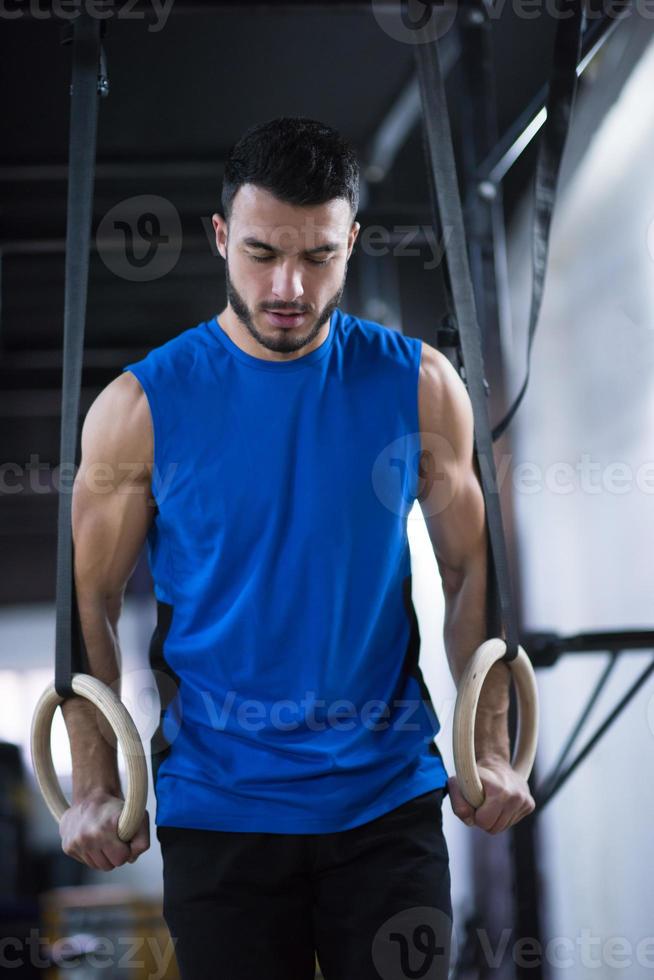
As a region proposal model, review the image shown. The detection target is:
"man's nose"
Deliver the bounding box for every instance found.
[271,260,305,302]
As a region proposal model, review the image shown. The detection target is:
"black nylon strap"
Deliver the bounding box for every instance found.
[54,15,104,699]
[414,3,584,663]
[415,34,520,663]
[492,0,584,440]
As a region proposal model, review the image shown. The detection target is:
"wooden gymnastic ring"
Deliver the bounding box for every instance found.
[452,638,539,809]
[30,674,148,843]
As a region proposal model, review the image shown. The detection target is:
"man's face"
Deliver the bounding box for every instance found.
[212,184,360,355]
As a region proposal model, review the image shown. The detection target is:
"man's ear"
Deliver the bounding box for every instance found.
[348,221,361,257]
[212,213,228,260]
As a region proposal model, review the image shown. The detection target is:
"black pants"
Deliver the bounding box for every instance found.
[157,788,452,980]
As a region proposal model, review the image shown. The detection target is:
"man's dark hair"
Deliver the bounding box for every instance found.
[221,116,360,224]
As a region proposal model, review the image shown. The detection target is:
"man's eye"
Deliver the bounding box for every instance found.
[249,254,330,266]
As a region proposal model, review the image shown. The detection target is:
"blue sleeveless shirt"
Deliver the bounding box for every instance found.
[123,308,448,833]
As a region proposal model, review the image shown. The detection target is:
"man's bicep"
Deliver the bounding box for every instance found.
[421,466,487,592]
[73,476,153,602]
[72,375,154,605]
[417,343,487,590]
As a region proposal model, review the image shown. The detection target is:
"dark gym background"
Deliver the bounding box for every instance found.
[1,4,653,978]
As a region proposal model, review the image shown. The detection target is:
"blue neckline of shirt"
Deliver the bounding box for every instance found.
[205,308,339,371]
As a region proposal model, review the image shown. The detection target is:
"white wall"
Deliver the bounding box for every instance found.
[409,503,476,962]
[504,33,654,979]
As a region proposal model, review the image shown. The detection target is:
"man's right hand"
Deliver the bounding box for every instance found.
[59,789,150,872]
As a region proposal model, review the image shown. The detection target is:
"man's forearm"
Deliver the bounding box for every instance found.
[442,547,511,765]
[61,595,123,802]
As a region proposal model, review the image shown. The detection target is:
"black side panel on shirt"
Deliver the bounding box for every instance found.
[148,600,181,788]
[401,574,448,779]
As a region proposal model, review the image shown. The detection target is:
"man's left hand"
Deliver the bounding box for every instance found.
[447,758,536,834]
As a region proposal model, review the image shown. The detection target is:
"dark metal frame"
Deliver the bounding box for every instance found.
[444,4,639,977]
[525,631,654,809]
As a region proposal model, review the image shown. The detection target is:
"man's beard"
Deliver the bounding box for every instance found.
[224,257,347,355]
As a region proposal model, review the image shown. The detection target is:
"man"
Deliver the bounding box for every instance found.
[60,117,534,979]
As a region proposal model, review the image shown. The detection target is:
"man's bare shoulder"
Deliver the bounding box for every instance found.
[81,372,153,473]
[418,341,473,449]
